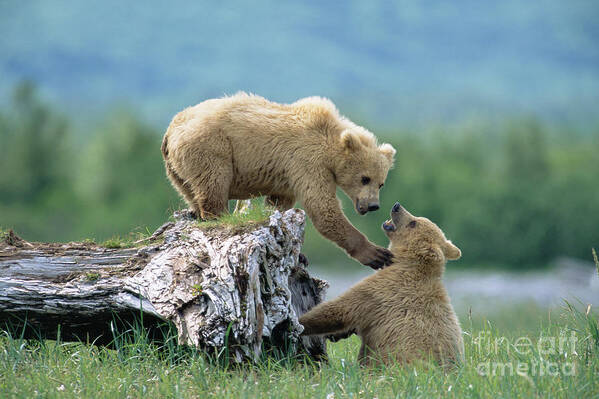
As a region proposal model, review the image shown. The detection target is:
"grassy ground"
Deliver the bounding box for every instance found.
[0,303,597,398]
[2,219,597,398]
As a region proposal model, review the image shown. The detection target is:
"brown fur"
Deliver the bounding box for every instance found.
[161,93,396,268]
[299,203,464,368]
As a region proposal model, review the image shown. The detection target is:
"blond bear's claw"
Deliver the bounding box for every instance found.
[367,260,384,270]
[362,246,394,270]
[380,248,394,265]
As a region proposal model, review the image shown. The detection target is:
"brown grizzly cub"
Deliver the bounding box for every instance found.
[299,202,464,368]
[161,93,396,269]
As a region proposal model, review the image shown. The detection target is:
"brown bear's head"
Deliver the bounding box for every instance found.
[336,129,396,215]
[382,202,461,268]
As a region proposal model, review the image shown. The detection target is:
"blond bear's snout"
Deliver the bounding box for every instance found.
[355,198,380,215]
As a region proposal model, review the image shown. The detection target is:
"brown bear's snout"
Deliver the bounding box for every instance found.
[390,202,412,226]
[382,219,396,231]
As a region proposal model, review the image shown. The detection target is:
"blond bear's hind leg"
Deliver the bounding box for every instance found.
[197,190,228,220]
[165,162,199,216]
[188,159,232,220]
[265,195,295,211]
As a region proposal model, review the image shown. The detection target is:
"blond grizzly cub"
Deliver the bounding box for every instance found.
[299,203,464,368]
[161,93,396,269]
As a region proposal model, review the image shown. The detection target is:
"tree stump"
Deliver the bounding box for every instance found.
[0,209,329,362]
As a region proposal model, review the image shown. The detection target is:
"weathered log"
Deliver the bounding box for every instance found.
[0,209,329,362]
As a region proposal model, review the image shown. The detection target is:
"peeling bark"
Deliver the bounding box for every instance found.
[0,209,328,362]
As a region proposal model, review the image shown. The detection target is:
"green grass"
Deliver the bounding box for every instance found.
[84,272,101,282]
[1,303,597,398]
[195,199,274,229]
[100,237,129,249]
[99,228,157,249]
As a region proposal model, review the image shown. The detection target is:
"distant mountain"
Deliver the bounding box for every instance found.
[1,1,598,131]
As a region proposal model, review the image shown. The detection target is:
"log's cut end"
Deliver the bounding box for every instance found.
[0,209,329,362]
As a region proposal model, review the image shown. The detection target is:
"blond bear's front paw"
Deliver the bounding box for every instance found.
[353,243,394,269]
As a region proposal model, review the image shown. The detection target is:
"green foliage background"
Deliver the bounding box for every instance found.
[1,82,598,269]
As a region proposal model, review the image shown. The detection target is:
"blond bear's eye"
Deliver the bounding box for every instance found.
[379,183,384,189]
[408,220,417,228]
[361,176,371,185]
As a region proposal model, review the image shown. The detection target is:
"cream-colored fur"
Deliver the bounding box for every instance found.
[161,93,396,268]
[299,203,464,368]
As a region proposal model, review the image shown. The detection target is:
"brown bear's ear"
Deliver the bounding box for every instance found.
[442,240,461,260]
[379,143,396,163]
[340,130,361,152]
[415,242,444,264]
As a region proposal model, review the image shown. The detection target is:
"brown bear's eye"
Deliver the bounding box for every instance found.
[408,220,417,228]
[361,176,371,185]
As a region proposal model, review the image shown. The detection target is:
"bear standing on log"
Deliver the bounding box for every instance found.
[161,93,396,269]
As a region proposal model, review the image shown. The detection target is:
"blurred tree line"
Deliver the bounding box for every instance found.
[1,82,598,268]
[0,82,180,241]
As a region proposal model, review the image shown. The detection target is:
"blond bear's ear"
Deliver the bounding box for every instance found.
[340,130,361,152]
[379,143,396,162]
[442,240,461,260]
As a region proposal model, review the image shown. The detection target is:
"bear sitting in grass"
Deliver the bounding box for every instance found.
[161,93,396,269]
[299,202,464,368]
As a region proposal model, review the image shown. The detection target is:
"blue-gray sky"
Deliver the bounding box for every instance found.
[1,1,598,130]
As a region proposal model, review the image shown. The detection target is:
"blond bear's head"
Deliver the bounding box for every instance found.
[382,203,461,268]
[335,129,396,215]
